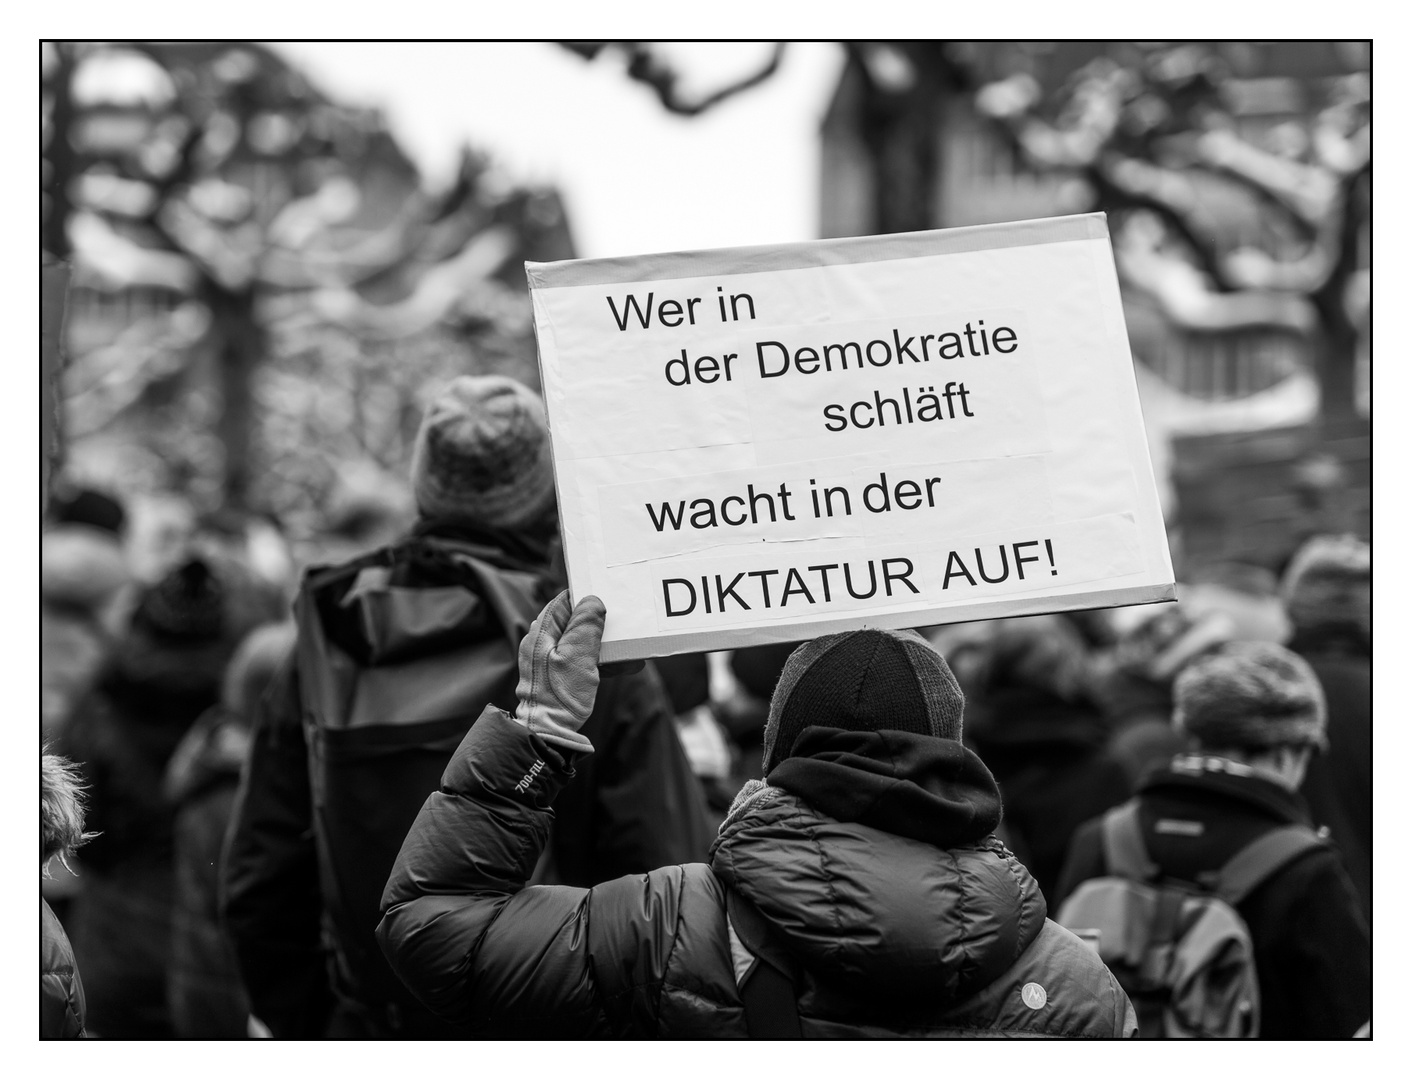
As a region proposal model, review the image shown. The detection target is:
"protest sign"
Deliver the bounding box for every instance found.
[527,213,1175,663]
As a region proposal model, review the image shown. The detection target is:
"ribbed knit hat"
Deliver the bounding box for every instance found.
[410,375,557,532]
[1173,640,1327,752]
[761,628,965,774]
[1281,534,1371,640]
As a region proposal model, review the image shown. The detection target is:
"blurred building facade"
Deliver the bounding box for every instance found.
[818,41,1370,573]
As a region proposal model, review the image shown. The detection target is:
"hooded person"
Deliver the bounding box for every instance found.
[56,550,283,1038]
[1053,640,1371,1038]
[1281,534,1371,927]
[376,594,1137,1038]
[223,375,712,1039]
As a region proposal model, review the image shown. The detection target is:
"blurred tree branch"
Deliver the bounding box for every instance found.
[562,42,787,115]
[973,45,1369,416]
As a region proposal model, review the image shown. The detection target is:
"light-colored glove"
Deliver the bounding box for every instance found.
[512,590,606,755]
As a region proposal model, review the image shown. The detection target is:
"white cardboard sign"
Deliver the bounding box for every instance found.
[527,213,1175,663]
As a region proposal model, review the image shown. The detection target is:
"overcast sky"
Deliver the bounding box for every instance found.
[272,42,845,261]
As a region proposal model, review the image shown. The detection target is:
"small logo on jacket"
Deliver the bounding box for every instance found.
[514,759,547,793]
[1021,983,1047,1010]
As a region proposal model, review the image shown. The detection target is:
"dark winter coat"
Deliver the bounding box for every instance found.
[1054,754,1372,1039]
[378,710,1137,1038]
[1291,629,1371,928]
[223,527,713,1039]
[163,706,254,1038]
[41,898,86,1039]
[56,627,234,1038]
[966,688,1133,903]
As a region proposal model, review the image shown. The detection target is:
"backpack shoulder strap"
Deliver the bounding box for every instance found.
[1215,825,1327,906]
[725,886,802,1038]
[1101,800,1160,882]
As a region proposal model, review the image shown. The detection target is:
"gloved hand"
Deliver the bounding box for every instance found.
[512,590,606,755]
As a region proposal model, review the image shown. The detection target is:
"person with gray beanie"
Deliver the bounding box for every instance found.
[224,375,711,1039]
[376,594,1137,1038]
[1054,640,1371,1038]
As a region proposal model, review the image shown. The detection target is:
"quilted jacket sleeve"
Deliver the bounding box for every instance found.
[377,706,701,1037]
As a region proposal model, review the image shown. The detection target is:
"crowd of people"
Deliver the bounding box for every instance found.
[41,373,1372,1040]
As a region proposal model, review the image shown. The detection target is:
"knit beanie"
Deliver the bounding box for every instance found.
[1173,640,1328,753]
[409,375,557,532]
[761,628,965,774]
[133,556,228,642]
[1281,534,1371,641]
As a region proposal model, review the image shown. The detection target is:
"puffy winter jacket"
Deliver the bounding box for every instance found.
[41,899,86,1038]
[378,708,1136,1038]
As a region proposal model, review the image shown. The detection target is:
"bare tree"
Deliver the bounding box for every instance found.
[42,42,419,506]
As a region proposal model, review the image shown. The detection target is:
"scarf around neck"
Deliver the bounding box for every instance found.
[725,725,1004,850]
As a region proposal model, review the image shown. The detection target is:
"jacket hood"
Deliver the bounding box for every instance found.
[306,530,547,666]
[1140,752,1314,827]
[764,726,1002,847]
[710,729,1044,1008]
[306,532,550,668]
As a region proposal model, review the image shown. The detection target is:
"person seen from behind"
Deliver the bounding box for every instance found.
[41,750,95,1038]
[1087,602,1234,784]
[1282,534,1371,928]
[223,375,712,1039]
[164,620,296,1038]
[1053,640,1371,1038]
[377,593,1137,1037]
[56,551,283,1038]
[961,615,1132,902]
[41,486,131,739]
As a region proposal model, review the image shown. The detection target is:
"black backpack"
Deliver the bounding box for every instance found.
[294,535,551,1034]
[1055,800,1327,1038]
